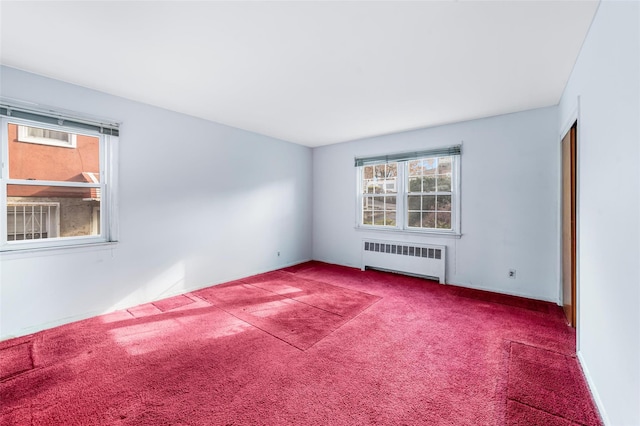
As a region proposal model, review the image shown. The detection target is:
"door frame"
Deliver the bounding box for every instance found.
[559,101,581,348]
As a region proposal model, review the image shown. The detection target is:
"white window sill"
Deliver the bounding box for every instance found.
[0,241,118,259]
[354,225,462,239]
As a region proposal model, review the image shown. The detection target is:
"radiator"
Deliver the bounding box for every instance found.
[361,239,446,284]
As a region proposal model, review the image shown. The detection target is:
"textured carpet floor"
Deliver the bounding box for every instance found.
[0,261,601,425]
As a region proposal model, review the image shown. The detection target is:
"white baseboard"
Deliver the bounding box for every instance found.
[577,350,609,426]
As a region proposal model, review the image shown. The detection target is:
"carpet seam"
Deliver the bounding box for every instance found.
[508,339,577,358]
[302,296,383,351]
[507,399,587,426]
[244,283,349,318]
[209,304,308,351]
[189,293,308,351]
[0,341,35,382]
[245,282,380,319]
[280,270,381,298]
[192,282,382,351]
[507,340,591,426]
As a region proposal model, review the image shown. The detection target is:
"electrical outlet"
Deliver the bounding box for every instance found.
[508,269,516,279]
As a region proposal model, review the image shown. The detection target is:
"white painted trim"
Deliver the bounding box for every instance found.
[577,350,609,425]
[574,98,582,352]
[558,103,578,306]
[557,99,582,351]
[0,241,118,259]
[354,225,462,239]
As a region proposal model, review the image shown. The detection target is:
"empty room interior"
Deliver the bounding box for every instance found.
[0,1,638,425]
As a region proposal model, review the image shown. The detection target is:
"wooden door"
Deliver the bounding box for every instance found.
[562,124,577,327]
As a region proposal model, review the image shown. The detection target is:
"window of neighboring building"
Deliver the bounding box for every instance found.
[7,203,60,240]
[18,124,77,148]
[1,106,119,251]
[356,146,461,235]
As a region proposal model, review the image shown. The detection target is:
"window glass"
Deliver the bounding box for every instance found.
[358,153,459,233]
[2,118,111,250]
[407,156,454,230]
[361,162,398,228]
[10,124,101,182]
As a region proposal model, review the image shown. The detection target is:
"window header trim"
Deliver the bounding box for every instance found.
[354,145,461,167]
[0,103,119,136]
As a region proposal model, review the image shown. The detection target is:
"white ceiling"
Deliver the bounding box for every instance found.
[0,1,599,147]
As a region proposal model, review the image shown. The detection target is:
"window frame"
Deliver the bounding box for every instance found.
[0,116,118,252]
[356,154,461,236]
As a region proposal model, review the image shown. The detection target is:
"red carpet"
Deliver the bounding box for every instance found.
[507,342,601,425]
[0,261,601,425]
[195,271,380,350]
[0,342,34,381]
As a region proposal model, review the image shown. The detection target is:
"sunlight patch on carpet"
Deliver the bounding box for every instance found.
[153,294,195,312]
[109,319,182,355]
[195,274,381,350]
[127,303,163,318]
[0,342,34,381]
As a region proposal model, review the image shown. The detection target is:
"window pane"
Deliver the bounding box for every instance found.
[422,195,436,211]
[374,164,386,179]
[373,196,384,210]
[407,195,421,210]
[423,176,436,192]
[437,175,451,192]
[383,178,397,194]
[409,177,422,192]
[408,160,421,176]
[373,212,385,225]
[436,212,452,229]
[422,212,436,228]
[363,180,372,194]
[408,212,421,227]
[386,163,397,178]
[437,157,452,174]
[385,212,396,226]
[7,185,100,239]
[8,124,101,182]
[437,195,451,211]
[362,197,373,210]
[385,196,396,211]
[423,158,437,175]
[363,166,373,180]
[22,127,71,143]
[362,211,373,225]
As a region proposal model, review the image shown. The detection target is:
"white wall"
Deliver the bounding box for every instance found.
[0,66,313,339]
[312,106,559,302]
[558,1,640,425]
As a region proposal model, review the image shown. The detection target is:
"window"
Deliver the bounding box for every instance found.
[356,146,461,235]
[1,104,119,251]
[407,157,453,230]
[361,163,397,226]
[18,125,77,148]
